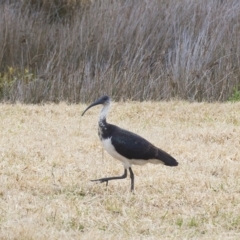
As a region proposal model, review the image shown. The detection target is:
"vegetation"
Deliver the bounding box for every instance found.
[228,87,240,102]
[1,0,240,103]
[1,101,240,239]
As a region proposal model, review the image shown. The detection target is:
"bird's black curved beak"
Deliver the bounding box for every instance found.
[81,98,103,116]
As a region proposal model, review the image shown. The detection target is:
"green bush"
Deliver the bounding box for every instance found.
[228,87,240,102]
[0,67,35,99]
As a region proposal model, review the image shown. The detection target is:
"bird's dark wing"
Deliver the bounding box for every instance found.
[110,125,178,166]
[111,126,155,160]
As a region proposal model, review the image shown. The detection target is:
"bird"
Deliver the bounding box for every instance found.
[82,95,178,192]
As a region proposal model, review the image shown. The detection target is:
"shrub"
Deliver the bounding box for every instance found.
[228,87,240,102]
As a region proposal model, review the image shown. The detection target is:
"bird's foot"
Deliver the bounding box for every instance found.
[91,178,108,186]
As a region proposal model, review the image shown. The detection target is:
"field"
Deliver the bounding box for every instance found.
[0,101,240,239]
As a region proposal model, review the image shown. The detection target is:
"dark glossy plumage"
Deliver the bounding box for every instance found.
[101,121,178,166]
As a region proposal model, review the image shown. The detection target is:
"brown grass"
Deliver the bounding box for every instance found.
[1,101,240,239]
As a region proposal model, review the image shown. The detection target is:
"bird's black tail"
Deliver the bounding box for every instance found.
[157,149,178,166]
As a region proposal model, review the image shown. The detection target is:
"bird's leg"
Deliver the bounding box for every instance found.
[129,167,134,192]
[91,168,127,187]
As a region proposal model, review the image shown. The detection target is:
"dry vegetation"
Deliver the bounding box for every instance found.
[1,0,240,102]
[0,101,240,239]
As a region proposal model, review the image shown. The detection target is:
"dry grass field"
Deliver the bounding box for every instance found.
[0,101,240,239]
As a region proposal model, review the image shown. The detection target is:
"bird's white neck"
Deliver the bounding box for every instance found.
[99,102,111,122]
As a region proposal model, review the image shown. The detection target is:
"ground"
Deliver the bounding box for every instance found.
[0,101,240,239]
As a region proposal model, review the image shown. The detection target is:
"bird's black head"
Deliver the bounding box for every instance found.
[82,95,111,116]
